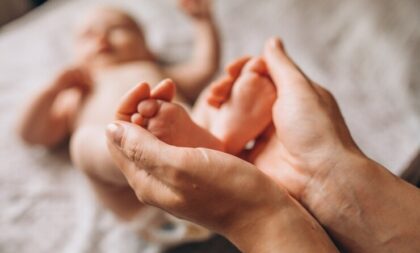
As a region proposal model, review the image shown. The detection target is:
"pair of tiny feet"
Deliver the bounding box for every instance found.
[115,57,276,156]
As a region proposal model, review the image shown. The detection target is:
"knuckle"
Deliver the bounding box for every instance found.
[126,139,145,165]
[169,164,189,184]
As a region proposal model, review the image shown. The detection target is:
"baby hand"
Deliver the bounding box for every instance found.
[53,67,91,93]
[178,0,212,20]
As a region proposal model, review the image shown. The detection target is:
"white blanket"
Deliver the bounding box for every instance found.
[1,0,419,252]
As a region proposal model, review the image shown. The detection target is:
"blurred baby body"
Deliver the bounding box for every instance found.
[19,3,219,249]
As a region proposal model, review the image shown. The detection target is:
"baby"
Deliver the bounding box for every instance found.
[18,0,279,249]
[18,0,222,248]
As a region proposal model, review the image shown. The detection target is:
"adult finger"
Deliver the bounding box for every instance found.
[263,37,318,98]
[106,135,181,208]
[106,121,195,188]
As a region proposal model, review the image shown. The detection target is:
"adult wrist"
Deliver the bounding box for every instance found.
[301,150,375,222]
[301,149,420,252]
[224,191,338,253]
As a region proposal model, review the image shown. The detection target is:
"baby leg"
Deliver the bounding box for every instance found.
[70,126,144,221]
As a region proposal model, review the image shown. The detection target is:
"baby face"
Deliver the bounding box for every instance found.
[75,8,149,68]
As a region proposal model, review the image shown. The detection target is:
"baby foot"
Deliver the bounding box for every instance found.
[116,79,223,150]
[205,57,277,155]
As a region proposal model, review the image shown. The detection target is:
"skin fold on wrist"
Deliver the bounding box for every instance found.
[224,190,338,253]
[302,150,420,252]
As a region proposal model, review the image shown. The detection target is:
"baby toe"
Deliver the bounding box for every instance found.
[137,99,160,118]
[242,57,269,76]
[131,113,149,127]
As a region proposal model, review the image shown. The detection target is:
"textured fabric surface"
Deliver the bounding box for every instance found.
[0,0,419,252]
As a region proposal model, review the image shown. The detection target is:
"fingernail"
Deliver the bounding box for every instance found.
[106,123,124,147]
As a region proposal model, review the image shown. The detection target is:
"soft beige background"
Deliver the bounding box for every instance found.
[0,0,419,252]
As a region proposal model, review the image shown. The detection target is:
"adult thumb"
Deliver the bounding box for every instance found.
[106,121,180,187]
[263,37,318,99]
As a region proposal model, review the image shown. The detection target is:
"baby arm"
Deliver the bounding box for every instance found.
[18,68,90,148]
[164,0,220,103]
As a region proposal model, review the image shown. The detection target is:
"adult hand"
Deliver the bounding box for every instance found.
[251,37,420,253]
[106,122,338,253]
[249,38,363,200]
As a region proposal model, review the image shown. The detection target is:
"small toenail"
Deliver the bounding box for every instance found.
[106,123,124,147]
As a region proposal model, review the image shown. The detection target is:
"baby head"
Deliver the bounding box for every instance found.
[74,7,152,68]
